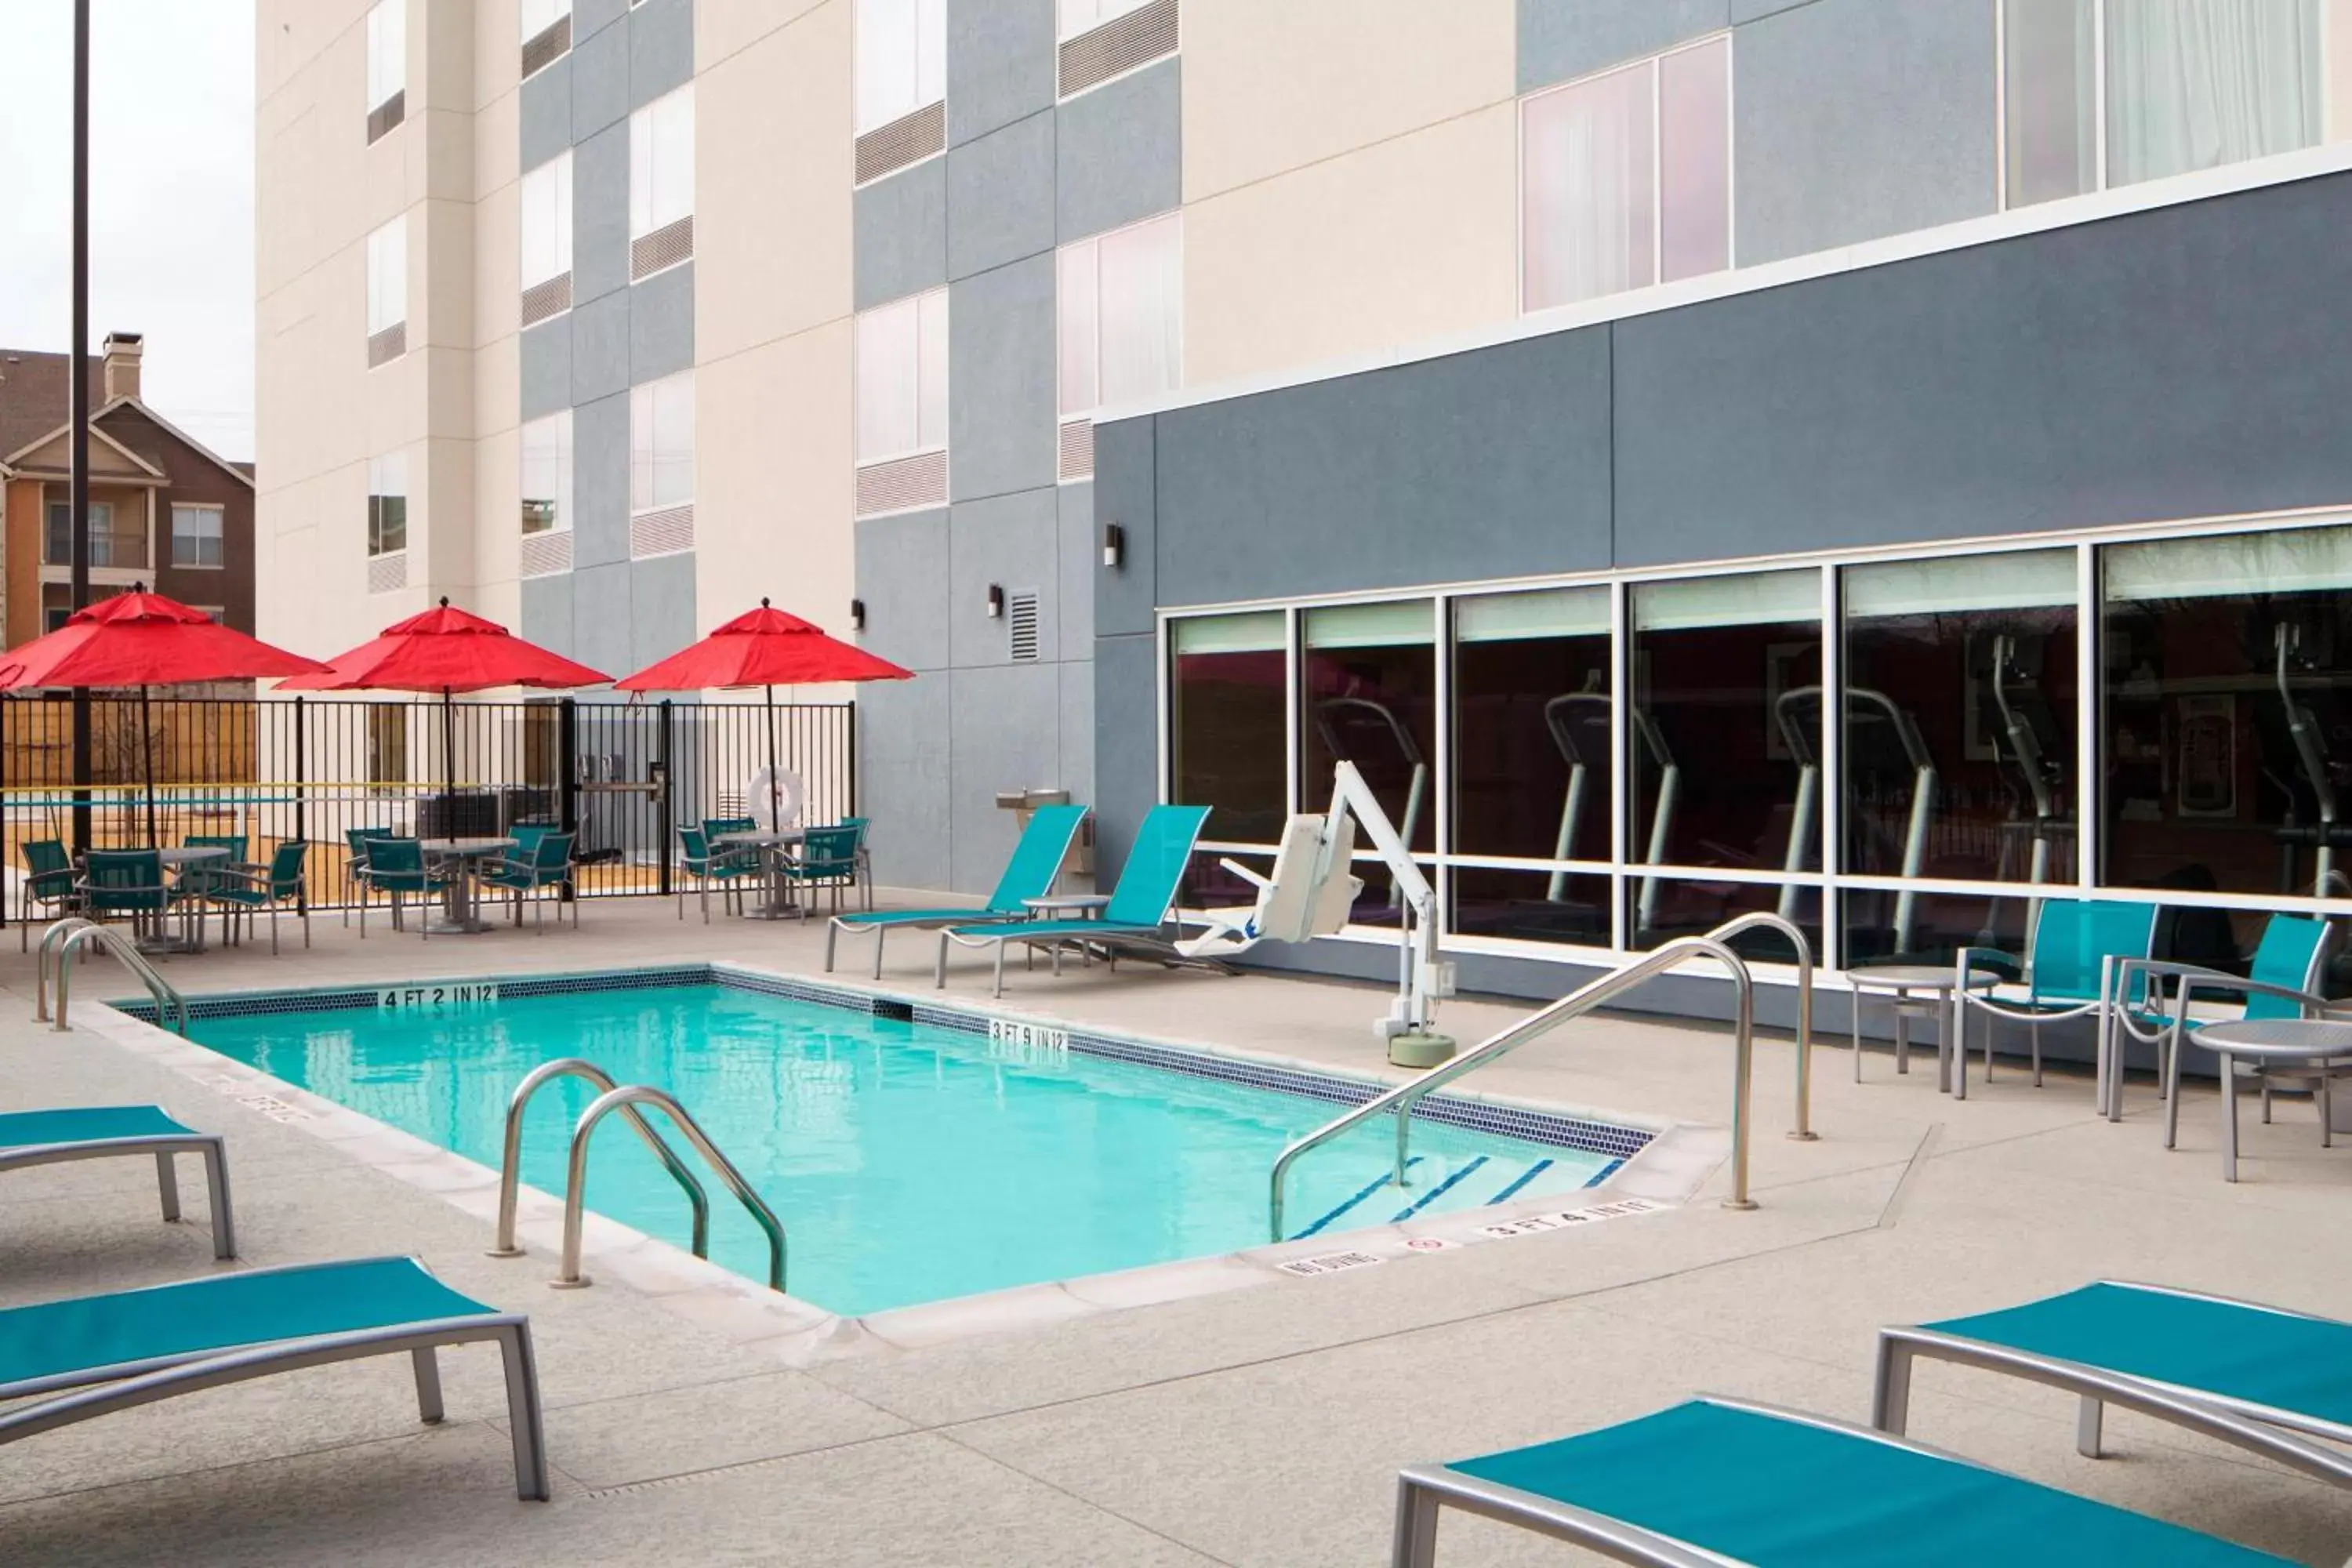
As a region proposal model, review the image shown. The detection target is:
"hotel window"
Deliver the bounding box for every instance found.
[1057,211,1181,481]
[1058,0,1179,99]
[629,86,695,280]
[854,289,949,517]
[520,0,572,78]
[1302,601,1437,924]
[520,152,574,325]
[856,0,946,183]
[366,216,407,366]
[365,0,406,142]
[520,412,572,537]
[170,503,226,568]
[2002,0,2336,208]
[1625,568,1822,951]
[1171,612,1289,845]
[1521,35,1730,313]
[367,452,408,557]
[630,371,695,556]
[45,501,140,569]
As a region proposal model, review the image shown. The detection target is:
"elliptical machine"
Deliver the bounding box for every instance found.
[1773,686,1936,955]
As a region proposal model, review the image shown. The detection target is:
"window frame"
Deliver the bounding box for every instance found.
[1057,209,1184,425]
[366,0,406,114]
[629,371,696,517]
[854,288,950,468]
[520,410,575,537]
[366,216,408,339]
[367,451,409,559]
[629,85,695,246]
[169,503,227,569]
[520,151,574,295]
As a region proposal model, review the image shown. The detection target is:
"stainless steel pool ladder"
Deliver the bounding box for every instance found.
[488,1058,788,1293]
[1266,912,1819,1243]
[35,917,191,1036]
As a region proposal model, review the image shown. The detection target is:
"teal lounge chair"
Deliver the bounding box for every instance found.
[1955,898,2161,1098]
[935,804,1209,998]
[1875,1281,2352,1490]
[0,1256,549,1501]
[826,803,1087,978]
[0,1105,235,1259]
[1396,1396,2306,1566]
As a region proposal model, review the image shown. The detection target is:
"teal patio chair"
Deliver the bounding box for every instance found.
[0,1257,548,1501]
[826,803,1087,978]
[508,822,552,855]
[936,804,1209,998]
[208,841,311,954]
[354,837,448,938]
[173,834,245,945]
[839,815,875,909]
[1876,1281,2352,1494]
[483,829,578,931]
[17,838,79,951]
[677,826,760,923]
[1955,898,2161,1098]
[1396,1395,2300,1566]
[0,1105,236,1258]
[78,850,169,943]
[780,824,861,921]
[342,826,397,927]
[2095,913,2335,1129]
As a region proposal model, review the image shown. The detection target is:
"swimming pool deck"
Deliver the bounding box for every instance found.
[2,896,2349,1566]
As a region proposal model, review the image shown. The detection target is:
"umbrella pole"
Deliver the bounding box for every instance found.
[140,683,157,848]
[765,684,781,828]
[443,688,457,822]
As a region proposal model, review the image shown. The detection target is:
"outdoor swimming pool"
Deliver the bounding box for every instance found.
[183,974,1646,1316]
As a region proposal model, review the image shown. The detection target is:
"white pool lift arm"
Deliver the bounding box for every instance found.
[1322,760,1455,1059]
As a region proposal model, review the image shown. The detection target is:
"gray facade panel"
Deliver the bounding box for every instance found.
[857,677,953,891]
[628,0,695,104]
[1091,631,1156,885]
[946,0,1056,149]
[570,10,632,142]
[1055,480,1096,660]
[1150,330,1616,608]
[573,122,630,306]
[575,0,630,40]
[519,319,572,422]
[854,159,950,310]
[853,508,953,671]
[629,260,695,381]
[948,488,1060,670]
[572,561,634,685]
[630,551,697,667]
[1733,0,1995,265]
[1055,59,1179,243]
[1727,0,1815,19]
[520,56,573,171]
[569,289,632,405]
[572,392,630,569]
[947,252,1057,500]
[1058,660,1096,821]
[1615,172,2352,566]
[947,662,1064,894]
[519,573,576,662]
[946,111,1058,281]
[1516,0,1730,93]
[1091,416,1156,638]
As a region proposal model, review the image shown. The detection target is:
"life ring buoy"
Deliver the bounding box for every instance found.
[748,767,804,831]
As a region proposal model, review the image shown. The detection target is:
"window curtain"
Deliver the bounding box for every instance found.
[1523,64,1656,310]
[2106,0,2320,186]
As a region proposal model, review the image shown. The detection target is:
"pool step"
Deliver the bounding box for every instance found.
[1286,1151,1609,1241]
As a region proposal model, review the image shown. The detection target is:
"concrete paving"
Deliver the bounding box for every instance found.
[2,895,2350,1565]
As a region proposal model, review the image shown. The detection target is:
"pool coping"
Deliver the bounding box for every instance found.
[80,961,1730,1366]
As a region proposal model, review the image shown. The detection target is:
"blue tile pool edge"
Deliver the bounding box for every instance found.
[113,962,1657,1165]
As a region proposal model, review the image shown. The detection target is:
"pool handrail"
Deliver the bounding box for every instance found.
[39,918,190,1036]
[556,1083,788,1293]
[1704,910,1816,1142]
[1269,934,1759,1243]
[488,1058,711,1262]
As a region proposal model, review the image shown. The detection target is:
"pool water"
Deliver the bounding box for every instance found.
[192,984,1624,1315]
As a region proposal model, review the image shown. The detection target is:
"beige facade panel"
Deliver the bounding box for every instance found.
[698,0,834,74]
[695,319,854,637]
[1183,102,1519,387]
[471,424,522,594]
[1181,0,1515,204]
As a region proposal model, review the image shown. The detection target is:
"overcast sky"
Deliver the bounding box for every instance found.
[0,1,256,460]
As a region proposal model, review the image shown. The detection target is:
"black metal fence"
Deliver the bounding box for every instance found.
[0,693,855,911]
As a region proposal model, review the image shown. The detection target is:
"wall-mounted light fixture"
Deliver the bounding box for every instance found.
[986,584,1004,619]
[1102,521,1125,570]
[849,597,866,631]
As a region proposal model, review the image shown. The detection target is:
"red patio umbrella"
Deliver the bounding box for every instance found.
[278,598,610,811]
[614,599,912,829]
[0,589,330,845]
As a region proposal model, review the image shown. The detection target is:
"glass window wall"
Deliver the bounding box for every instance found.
[1170,612,1288,844]
[1301,602,1436,858]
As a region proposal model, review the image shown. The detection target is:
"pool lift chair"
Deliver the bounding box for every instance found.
[1313,759,1457,1065]
[1776,686,1936,955]
[1165,809,1362,962]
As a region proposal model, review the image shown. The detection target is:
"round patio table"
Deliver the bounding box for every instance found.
[2182,1017,2352,1182]
[145,845,232,955]
[1846,963,1998,1097]
[419,837,516,935]
[714,830,806,920]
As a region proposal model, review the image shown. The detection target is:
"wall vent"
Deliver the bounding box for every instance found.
[630,503,695,559]
[521,272,573,328]
[1058,417,1094,482]
[366,90,405,145]
[855,450,949,517]
[520,530,574,579]
[630,215,695,281]
[366,551,407,594]
[1059,0,1179,100]
[367,321,406,368]
[1007,590,1041,662]
[521,15,571,80]
[855,100,946,187]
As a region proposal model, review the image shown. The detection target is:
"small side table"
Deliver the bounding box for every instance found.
[1846,964,1997,1096]
[1020,893,1113,975]
[2187,1018,2352,1182]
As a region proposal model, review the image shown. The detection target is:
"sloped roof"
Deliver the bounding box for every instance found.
[0,351,101,463]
